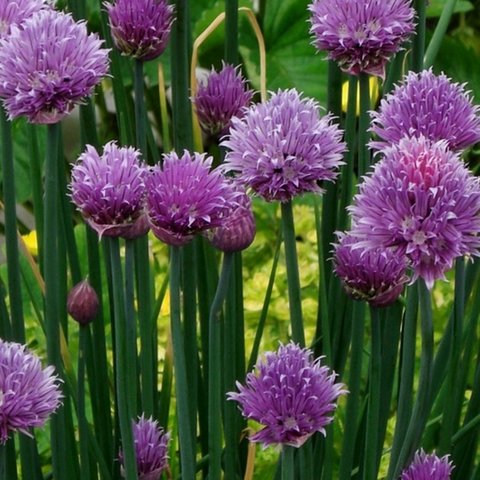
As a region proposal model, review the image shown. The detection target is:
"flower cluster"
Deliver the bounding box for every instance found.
[0,339,62,444]
[309,0,415,79]
[193,63,253,137]
[106,0,174,61]
[401,450,453,480]
[370,69,480,152]
[222,88,346,202]
[0,0,49,39]
[0,9,109,123]
[228,342,346,447]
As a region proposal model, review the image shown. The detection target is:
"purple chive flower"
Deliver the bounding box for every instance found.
[0,0,50,39]
[67,280,100,326]
[0,339,62,444]
[401,450,453,480]
[349,136,480,289]
[228,342,346,448]
[106,0,174,61]
[333,233,409,307]
[146,150,238,246]
[207,186,256,253]
[309,0,415,79]
[119,415,170,480]
[370,69,480,152]
[0,9,109,124]
[70,142,148,239]
[222,89,346,202]
[193,63,254,137]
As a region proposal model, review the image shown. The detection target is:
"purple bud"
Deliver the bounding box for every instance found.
[67,280,99,326]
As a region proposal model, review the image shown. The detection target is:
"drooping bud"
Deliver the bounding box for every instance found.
[67,280,99,326]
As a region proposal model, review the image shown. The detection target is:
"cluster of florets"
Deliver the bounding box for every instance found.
[401,450,453,480]
[0,0,50,39]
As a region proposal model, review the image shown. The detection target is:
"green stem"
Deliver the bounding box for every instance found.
[134,59,148,158]
[208,252,234,480]
[281,201,305,346]
[78,327,90,480]
[170,246,196,479]
[358,72,371,178]
[411,0,426,72]
[224,0,239,64]
[281,446,295,480]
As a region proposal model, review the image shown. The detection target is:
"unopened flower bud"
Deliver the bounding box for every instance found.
[67,280,99,326]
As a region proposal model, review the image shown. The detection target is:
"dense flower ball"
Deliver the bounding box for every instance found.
[207,187,256,252]
[0,9,109,123]
[401,450,453,480]
[67,280,99,326]
[370,69,480,152]
[0,0,49,39]
[222,89,346,202]
[146,151,238,246]
[349,136,480,289]
[106,0,174,61]
[333,234,409,307]
[119,415,170,480]
[0,339,62,444]
[70,142,148,239]
[309,0,415,79]
[228,342,346,447]
[193,63,253,137]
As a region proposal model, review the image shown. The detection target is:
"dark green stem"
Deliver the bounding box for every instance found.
[78,327,90,480]
[281,201,305,346]
[224,0,239,64]
[281,446,295,480]
[411,0,426,72]
[358,72,371,178]
[134,60,147,158]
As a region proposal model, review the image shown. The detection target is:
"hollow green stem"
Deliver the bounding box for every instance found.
[282,446,295,480]
[77,326,90,480]
[358,72,371,178]
[224,0,239,64]
[134,59,147,158]
[411,0,426,72]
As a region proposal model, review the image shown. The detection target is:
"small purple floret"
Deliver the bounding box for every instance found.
[228,342,346,448]
[146,150,238,246]
[0,339,62,444]
[106,0,174,61]
[370,69,480,152]
[401,450,453,480]
[222,89,346,202]
[309,0,415,79]
[349,136,480,289]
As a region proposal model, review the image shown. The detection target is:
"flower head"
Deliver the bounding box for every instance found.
[370,69,480,152]
[106,0,174,61]
[67,280,99,326]
[222,89,346,202]
[0,9,109,124]
[228,342,346,447]
[146,150,238,246]
[119,415,170,480]
[70,142,148,239]
[349,136,480,289]
[0,0,50,39]
[401,450,453,480]
[333,233,409,306]
[193,63,253,137]
[0,339,62,444]
[309,0,415,79]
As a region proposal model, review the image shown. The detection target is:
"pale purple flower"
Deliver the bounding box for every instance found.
[349,136,480,289]
[0,339,62,444]
[370,69,480,152]
[106,0,174,61]
[333,233,409,307]
[0,9,109,124]
[146,150,238,246]
[0,0,50,39]
[309,0,415,79]
[222,89,346,202]
[401,450,453,480]
[228,342,346,448]
[70,142,148,239]
[193,63,253,137]
[119,415,170,480]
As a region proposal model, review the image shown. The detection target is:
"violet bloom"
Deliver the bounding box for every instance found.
[222,89,346,202]
[309,0,415,79]
[146,150,238,246]
[193,63,253,138]
[333,233,409,307]
[119,415,170,480]
[67,280,99,326]
[370,69,480,152]
[228,342,346,448]
[349,136,480,289]
[106,0,174,61]
[401,450,453,480]
[0,9,109,124]
[0,0,49,39]
[0,339,62,444]
[70,142,148,239]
